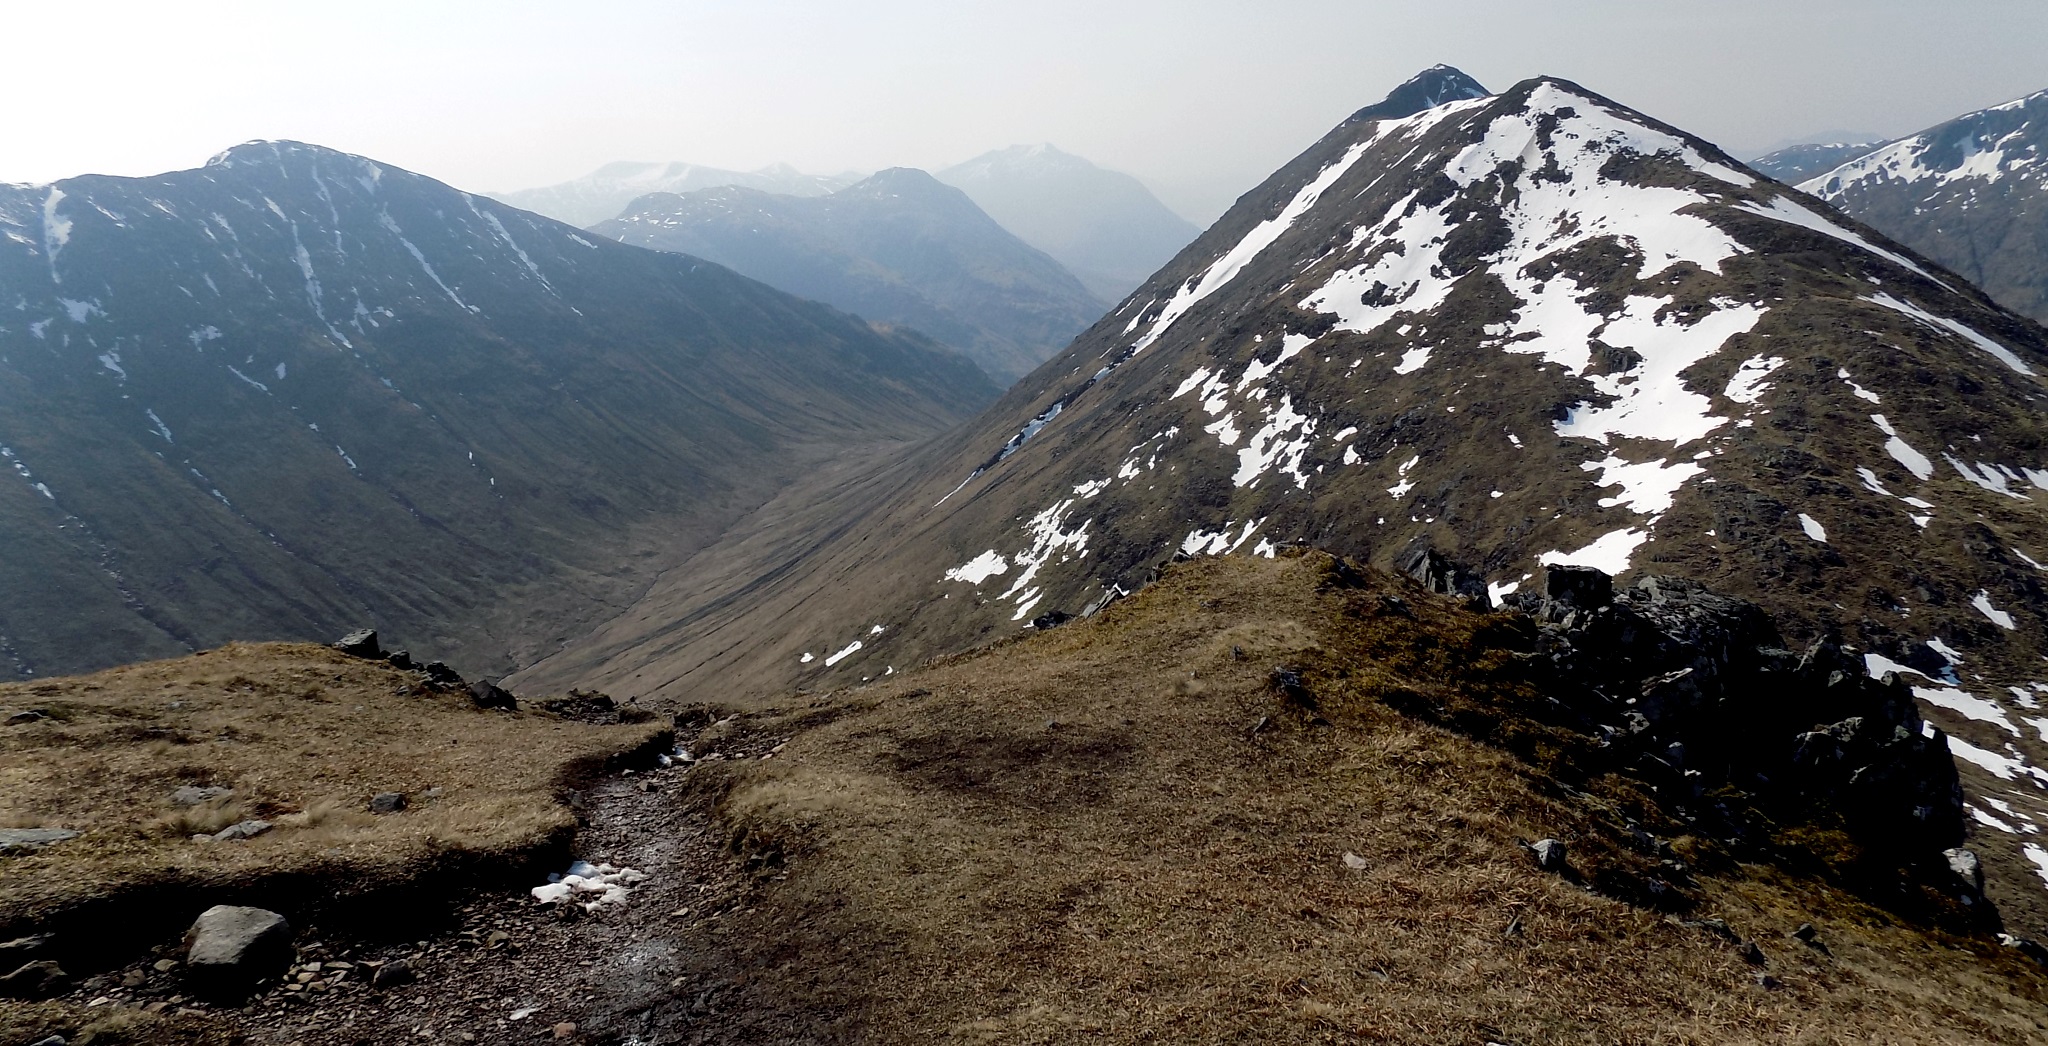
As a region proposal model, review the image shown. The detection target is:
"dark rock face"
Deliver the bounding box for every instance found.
[468,680,518,711]
[183,905,293,998]
[369,791,408,814]
[335,628,382,659]
[0,959,68,999]
[1504,566,1965,860]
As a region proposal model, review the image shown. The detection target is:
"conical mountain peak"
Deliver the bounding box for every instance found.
[1347,64,1491,124]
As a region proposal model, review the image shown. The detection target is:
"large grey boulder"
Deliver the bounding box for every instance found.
[184,905,293,996]
[335,628,382,659]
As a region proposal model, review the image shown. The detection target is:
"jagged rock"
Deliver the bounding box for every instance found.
[371,958,416,988]
[1944,848,1985,896]
[469,679,518,711]
[369,792,408,815]
[1544,565,1612,609]
[0,828,79,855]
[1529,838,1568,872]
[0,959,68,999]
[2000,934,2048,965]
[1030,610,1072,630]
[1500,565,1965,863]
[387,649,417,671]
[4,710,46,725]
[211,819,273,842]
[0,935,51,967]
[170,785,232,807]
[335,628,382,659]
[184,905,293,997]
[424,661,465,687]
[1398,546,1488,603]
[1738,940,1768,966]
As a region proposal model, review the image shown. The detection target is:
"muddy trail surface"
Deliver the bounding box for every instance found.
[50,746,826,1046]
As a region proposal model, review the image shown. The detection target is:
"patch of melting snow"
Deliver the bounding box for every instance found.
[1181,518,1266,557]
[2016,548,2048,572]
[799,652,814,664]
[1863,292,2033,376]
[1946,734,2048,786]
[1972,591,2019,630]
[1915,684,2020,736]
[2025,845,2048,889]
[1392,345,1433,375]
[1838,368,1881,403]
[226,365,269,392]
[530,860,647,911]
[1736,196,1953,289]
[1869,414,1935,481]
[1723,354,1786,404]
[1927,637,1964,666]
[1387,454,1421,500]
[944,550,1009,585]
[1798,513,1827,542]
[1944,454,2032,500]
[1582,455,1703,515]
[1539,527,1649,576]
[1487,580,1519,607]
[823,640,863,667]
[145,409,173,443]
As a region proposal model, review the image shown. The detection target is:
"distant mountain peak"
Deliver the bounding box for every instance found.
[1348,65,1491,124]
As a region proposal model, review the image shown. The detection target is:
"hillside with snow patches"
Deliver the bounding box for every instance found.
[1800,88,2048,326]
[520,68,2048,920]
[0,141,996,680]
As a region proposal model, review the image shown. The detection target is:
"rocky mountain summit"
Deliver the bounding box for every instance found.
[489,159,861,228]
[936,143,1202,301]
[594,168,1106,383]
[521,66,2048,920]
[1799,88,2048,325]
[0,141,996,680]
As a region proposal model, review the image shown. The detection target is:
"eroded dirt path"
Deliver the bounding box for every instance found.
[72,742,817,1046]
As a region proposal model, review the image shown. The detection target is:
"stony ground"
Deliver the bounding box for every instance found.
[24,745,809,1045]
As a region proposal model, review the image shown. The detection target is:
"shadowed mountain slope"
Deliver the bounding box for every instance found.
[593,168,1106,383]
[1800,88,2048,326]
[0,141,997,680]
[937,144,1204,302]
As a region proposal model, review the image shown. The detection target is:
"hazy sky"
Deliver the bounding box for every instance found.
[8,1,2047,223]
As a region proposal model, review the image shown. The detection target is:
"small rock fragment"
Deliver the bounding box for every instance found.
[371,958,415,988]
[5,710,46,726]
[0,935,52,966]
[1754,973,1781,990]
[1738,940,1767,966]
[553,1023,578,1039]
[0,828,79,855]
[368,791,407,815]
[170,785,232,807]
[1528,838,1568,872]
[211,819,273,842]
[1342,851,1370,871]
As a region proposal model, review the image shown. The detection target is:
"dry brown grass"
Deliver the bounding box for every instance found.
[691,552,2048,1044]
[0,641,665,938]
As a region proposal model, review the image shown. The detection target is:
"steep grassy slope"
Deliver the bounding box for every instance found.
[655,553,2048,1043]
